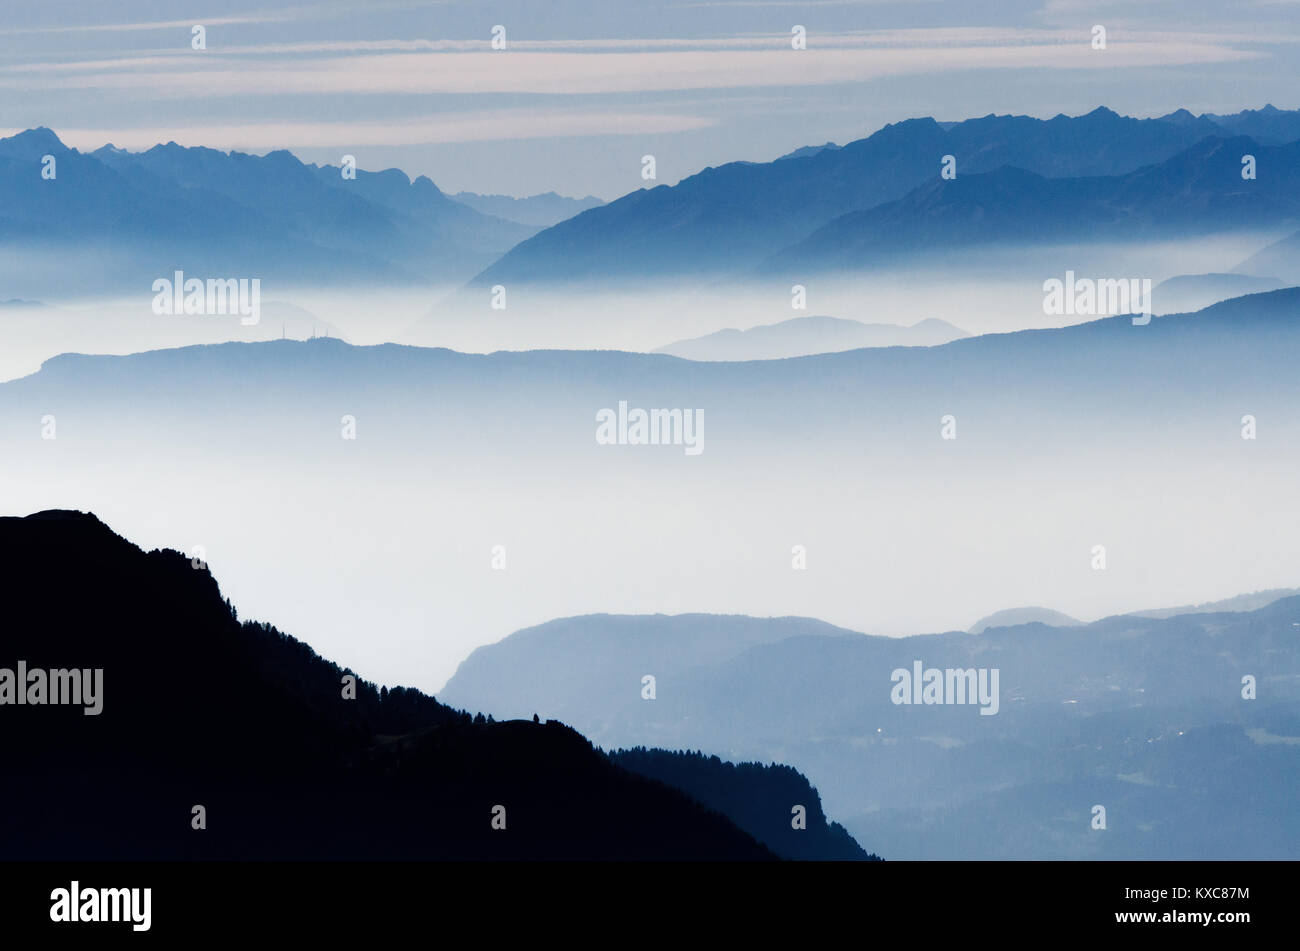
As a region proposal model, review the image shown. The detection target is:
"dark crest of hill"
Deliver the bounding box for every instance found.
[0,510,789,860]
[609,748,878,860]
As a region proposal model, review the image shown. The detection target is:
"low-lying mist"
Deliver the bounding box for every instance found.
[2,232,1286,384]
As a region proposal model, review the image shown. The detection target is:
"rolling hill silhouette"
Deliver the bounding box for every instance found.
[11,285,1298,455]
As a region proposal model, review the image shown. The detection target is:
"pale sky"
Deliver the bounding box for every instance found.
[3,0,1300,198]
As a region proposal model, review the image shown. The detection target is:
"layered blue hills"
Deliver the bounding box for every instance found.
[441,596,1300,860]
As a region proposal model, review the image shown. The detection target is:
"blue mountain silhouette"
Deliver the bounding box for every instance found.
[768,136,1300,273]
[0,129,531,288]
[472,107,1300,284]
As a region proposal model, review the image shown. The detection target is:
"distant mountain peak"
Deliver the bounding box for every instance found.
[144,141,188,156]
[1160,107,1199,124]
[263,148,303,166]
[29,125,64,143]
[969,606,1083,634]
[0,126,69,158]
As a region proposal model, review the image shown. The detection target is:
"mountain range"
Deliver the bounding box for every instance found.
[766,136,1300,274]
[472,106,1300,286]
[0,128,532,291]
[6,107,1298,305]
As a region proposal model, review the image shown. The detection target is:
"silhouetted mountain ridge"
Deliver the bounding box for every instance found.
[0,509,836,860]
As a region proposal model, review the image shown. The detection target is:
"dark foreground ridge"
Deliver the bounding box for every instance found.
[610,748,874,860]
[0,510,812,860]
